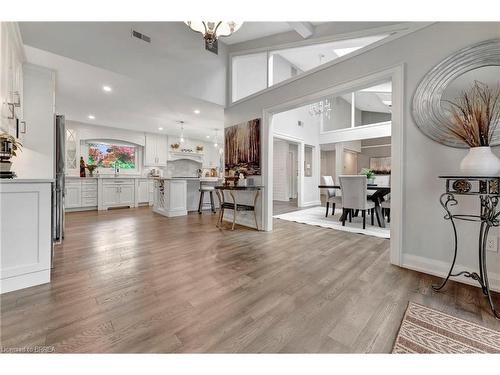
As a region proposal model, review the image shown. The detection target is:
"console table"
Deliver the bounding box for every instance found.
[437,175,500,319]
[215,185,263,230]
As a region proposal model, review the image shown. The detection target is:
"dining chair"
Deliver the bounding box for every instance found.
[381,195,391,223]
[339,175,375,229]
[321,175,342,217]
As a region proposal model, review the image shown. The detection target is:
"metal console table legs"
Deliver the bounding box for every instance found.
[436,176,500,319]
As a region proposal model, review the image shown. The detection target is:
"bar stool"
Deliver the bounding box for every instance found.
[198,184,216,214]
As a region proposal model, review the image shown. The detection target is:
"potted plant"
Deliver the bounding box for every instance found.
[86,164,98,177]
[0,132,22,173]
[196,145,204,153]
[444,81,500,175]
[361,168,375,184]
[171,143,180,150]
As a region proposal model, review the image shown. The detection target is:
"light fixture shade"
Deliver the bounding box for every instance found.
[184,21,242,40]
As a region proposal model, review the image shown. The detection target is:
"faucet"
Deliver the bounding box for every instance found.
[114,161,120,177]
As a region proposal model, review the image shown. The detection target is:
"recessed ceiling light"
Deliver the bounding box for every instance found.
[158,127,163,131]
[102,85,112,92]
[206,135,210,138]
[194,109,200,114]
[88,115,95,120]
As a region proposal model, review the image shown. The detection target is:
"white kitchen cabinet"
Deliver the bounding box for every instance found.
[137,178,152,205]
[144,133,167,166]
[119,184,135,205]
[0,23,25,135]
[98,179,135,210]
[65,181,82,208]
[102,185,120,206]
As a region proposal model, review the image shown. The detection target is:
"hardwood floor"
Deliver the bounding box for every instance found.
[1,207,499,353]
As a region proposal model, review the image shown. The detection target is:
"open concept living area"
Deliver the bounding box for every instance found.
[2,1,500,372]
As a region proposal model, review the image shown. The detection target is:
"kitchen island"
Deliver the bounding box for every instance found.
[152,177,220,217]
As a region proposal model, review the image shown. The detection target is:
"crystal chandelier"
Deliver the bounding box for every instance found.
[185,21,242,54]
[309,99,332,120]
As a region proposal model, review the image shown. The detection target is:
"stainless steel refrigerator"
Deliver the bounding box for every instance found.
[53,114,65,246]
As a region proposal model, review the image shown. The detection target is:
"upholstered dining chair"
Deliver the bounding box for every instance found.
[339,175,375,229]
[321,175,342,217]
[381,196,391,223]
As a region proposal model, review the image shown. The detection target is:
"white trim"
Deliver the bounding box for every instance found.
[0,269,50,294]
[361,144,392,149]
[402,254,500,293]
[262,65,404,268]
[229,22,432,107]
[300,200,321,208]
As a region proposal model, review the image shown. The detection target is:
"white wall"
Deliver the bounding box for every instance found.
[13,63,55,179]
[273,105,321,206]
[225,23,500,284]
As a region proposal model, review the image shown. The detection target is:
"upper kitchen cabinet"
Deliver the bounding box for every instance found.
[144,133,167,166]
[0,22,25,135]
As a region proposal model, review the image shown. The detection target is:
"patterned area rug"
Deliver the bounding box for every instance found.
[273,206,390,239]
[393,302,500,353]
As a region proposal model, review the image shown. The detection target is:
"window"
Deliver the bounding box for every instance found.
[320,80,392,132]
[231,33,392,102]
[87,142,137,170]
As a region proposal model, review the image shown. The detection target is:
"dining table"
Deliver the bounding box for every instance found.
[317,184,391,228]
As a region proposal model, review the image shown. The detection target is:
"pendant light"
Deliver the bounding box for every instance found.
[184,21,242,54]
[178,121,185,144]
[213,129,219,148]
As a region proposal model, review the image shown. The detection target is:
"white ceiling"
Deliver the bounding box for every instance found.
[221,22,295,45]
[340,81,392,113]
[25,46,224,141]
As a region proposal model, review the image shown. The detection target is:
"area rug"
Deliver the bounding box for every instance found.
[392,302,500,353]
[273,206,390,239]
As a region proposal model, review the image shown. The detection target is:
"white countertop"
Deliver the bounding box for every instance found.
[66,175,155,180]
[0,178,55,183]
[157,177,221,181]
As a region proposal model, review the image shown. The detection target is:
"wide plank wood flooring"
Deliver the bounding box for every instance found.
[1,206,499,353]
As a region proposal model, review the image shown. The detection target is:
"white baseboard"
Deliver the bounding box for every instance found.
[402,254,500,293]
[0,269,50,294]
[300,200,321,208]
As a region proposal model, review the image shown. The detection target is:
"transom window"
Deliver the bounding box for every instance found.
[231,33,391,103]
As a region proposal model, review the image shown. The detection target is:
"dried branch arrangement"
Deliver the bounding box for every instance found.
[445,81,500,147]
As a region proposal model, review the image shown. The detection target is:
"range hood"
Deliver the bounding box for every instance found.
[168,151,203,163]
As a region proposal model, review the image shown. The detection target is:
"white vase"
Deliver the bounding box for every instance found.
[459,146,500,175]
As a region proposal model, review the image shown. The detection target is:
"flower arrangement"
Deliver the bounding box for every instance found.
[444,81,500,147]
[196,145,204,153]
[361,168,374,179]
[86,164,98,177]
[171,143,180,150]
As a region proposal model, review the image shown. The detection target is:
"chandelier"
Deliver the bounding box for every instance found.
[185,21,242,54]
[309,99,332,120]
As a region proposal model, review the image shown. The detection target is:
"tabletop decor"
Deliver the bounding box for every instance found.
[0,132,22,178]
[85,163,98,177]
[361,168,375,184]
[445,82,500,174]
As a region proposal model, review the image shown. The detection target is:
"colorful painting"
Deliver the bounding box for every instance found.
[225,118,260,176]
[88,142,136,169]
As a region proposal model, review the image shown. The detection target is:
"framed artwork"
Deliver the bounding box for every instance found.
[225,118,261,176]
[370,156,391,172]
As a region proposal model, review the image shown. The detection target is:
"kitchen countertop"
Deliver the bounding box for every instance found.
[66,176,155,179]
[0,178,55,184]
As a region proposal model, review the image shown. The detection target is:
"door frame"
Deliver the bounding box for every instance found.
[273,133,304,208]
[262,64,405,266]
